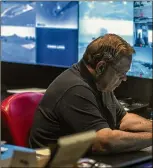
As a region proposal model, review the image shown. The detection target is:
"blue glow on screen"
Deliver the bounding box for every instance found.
[128,1,153,79]
[1,1,152,79]
[36,28,78,67]
[1,1,78,67]
[78,1,134,61]
[36,1,78,29]
[78,1,152,79]
[1,2,36,64]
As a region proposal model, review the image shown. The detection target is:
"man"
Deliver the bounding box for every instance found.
[29,34,152,153]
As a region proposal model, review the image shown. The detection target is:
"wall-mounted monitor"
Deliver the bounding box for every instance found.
[78,1,152,79]
[1,1,78,67]
[36,1,78,67]
[129,1,152,79]
[78,1,134,60]
[1,2,36,64]
[1,1,152,79]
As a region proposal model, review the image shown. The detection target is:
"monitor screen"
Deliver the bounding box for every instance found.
[36,1,78,67]
[1,1,78,67]
[78,1,153,79]
[129,1,153,79]
[78,1,134,60]
[1,1,152,78]
[1,2,36,64]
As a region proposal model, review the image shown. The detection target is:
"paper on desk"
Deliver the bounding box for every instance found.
[35,148,51,156]
[141,146,152,152]
[35,148,50,168]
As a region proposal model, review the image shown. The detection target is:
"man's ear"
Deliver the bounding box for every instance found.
[95,61,106,76]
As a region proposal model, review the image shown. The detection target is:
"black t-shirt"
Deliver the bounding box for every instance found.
[29,60,126,148]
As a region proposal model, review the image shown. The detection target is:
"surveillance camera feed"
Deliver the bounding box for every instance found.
[1,1,78,67]
[130,1,152,79]
[79,1,153,79]
[1,2,36,64]
[1,1,152,78]
[36,1,78,67]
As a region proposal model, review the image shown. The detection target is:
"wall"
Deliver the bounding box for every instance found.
[1,61,153,103]
[1,61,66,89]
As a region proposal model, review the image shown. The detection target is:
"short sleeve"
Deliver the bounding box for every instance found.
[113,93,126,128]
[57,85,110,132]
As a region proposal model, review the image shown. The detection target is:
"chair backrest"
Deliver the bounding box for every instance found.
[1,92,43,147]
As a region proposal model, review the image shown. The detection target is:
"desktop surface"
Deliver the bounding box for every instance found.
[129,160,153,168]
[1,144,152,168]
[86,146,152,168]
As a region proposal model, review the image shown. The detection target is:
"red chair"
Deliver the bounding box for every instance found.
[1,92,43,147]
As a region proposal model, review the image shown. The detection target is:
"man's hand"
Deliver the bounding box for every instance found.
[119,113,152,133]
[93,128,152,154]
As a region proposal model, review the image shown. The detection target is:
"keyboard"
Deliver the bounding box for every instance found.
[119,100,149,111]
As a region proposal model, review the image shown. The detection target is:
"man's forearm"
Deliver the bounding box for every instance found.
[107,130,152,153]
[120,113,152,133]
[94,128,152,154]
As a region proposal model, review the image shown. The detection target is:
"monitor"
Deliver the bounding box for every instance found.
[78,1,153,79]
[1,2,36,64]
[36,1,78,67]
[1,1,78,68]
[129,1,153,79]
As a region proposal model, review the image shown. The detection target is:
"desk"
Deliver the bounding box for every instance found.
[86,146,152,168]
[1,145,152,168]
